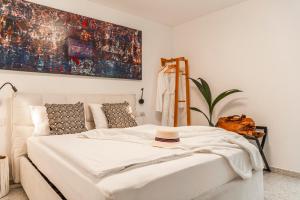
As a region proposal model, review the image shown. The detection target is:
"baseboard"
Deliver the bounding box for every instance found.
[270,167,300,178]
[9,183,22,189]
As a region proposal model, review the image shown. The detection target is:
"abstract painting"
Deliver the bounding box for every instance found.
[0,0,142,80]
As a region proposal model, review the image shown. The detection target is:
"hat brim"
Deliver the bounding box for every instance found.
[152,141,180,148]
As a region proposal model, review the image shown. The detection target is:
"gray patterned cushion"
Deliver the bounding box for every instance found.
[45,102,87,135]
[102,101,137,128]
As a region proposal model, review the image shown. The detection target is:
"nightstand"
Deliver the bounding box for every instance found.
[243,126,271,172]
[0,155,9,198]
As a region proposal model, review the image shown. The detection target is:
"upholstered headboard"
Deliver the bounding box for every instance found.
[10,92,136,183]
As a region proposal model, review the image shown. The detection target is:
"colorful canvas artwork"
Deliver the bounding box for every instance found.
[0,0,142,79]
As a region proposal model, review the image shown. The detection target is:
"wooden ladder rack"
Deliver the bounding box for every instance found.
[161,57,191,127]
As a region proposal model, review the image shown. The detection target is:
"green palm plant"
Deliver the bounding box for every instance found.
[190,77,242,127]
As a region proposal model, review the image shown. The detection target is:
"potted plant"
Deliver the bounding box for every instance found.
[190,77,242,126]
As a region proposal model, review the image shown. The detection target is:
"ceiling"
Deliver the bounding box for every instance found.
[89,0,247,26]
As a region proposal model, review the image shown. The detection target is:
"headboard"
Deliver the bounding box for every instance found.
[10,92,136,183]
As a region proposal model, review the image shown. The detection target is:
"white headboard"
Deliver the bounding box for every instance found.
[10,92,136,183]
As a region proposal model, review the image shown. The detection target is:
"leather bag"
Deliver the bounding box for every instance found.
[216,115,264,137]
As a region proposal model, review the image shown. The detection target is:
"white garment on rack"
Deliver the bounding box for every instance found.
[156,67,185,126]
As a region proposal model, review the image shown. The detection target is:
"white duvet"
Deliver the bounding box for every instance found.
[38,125,264,182]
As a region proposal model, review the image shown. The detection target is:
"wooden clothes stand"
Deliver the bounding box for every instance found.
[161,57,191,127]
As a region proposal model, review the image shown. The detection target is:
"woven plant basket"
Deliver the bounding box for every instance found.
[0,156,9,198]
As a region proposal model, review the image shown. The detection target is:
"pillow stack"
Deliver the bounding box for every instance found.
[30,101,137,136]
[90,101,137,129]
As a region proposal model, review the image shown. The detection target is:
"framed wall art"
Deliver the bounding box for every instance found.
[0,0,142,80]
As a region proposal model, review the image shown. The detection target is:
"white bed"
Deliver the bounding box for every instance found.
[27,133,239,200]
[5,93,264,200]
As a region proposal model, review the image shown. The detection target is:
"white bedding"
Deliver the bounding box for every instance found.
[38,125,263,181]
[28,126,262,200]
[28,139,237,200]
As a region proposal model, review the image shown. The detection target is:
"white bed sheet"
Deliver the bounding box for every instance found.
[27,136,240,200]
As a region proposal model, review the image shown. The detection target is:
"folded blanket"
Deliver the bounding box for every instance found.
[39,125,263,180]
[39,128,192,179]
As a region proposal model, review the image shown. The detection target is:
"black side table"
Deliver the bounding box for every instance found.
[243,126,271,172]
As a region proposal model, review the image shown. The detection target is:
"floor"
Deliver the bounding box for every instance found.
[1,173,300,200]
[264,173,300,200]
[1,187,28,200]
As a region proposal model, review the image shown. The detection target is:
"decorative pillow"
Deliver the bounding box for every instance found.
[89,104,108,129]
[30,106,50,136]
[102,102,137,128]
[45,102,87,135]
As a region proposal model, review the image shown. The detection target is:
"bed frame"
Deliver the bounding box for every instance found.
[20,157,62,200]
[20,155,264,200]
[3,92,264,200]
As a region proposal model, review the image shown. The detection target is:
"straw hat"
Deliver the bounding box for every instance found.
[152,128,180,148]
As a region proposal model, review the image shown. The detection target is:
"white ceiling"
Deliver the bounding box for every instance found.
[89,0,247,26]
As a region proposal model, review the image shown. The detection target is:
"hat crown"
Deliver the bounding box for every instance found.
[153,128,180,148]
[156,129,179,140]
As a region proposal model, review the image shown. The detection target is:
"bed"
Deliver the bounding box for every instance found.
[7,93,264,200]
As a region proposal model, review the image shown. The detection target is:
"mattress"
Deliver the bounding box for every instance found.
[27,135,239,200]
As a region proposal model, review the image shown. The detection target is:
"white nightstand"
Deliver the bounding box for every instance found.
[0,155,9,198]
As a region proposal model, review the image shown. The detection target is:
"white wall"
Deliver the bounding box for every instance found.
[173,0,300,173]
[0,0,172,156]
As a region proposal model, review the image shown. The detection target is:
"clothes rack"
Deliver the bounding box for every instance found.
[160,57,191,127]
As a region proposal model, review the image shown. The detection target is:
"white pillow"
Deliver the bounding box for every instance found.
[89,104,108,129]
[30,106,50,136]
